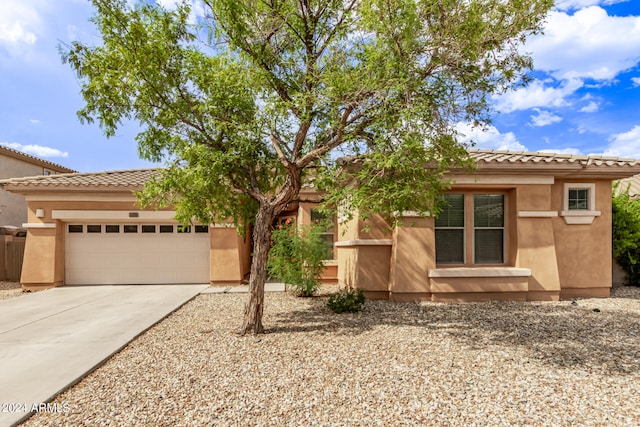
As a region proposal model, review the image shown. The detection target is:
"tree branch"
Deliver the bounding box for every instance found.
[297,104,355,167]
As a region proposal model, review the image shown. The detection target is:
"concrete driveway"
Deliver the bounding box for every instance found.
[0,284,209,427]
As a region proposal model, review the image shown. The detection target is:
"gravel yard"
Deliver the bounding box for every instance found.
[20,286,640,426]
[0,281,22,300]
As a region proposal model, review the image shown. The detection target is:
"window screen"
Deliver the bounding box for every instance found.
[474,194,504,264]
[435,194,465,264]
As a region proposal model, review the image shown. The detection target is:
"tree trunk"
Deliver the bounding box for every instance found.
[240,168,302,335]
[239,204,275,335]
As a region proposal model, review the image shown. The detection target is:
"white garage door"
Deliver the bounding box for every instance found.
[65,223,210,285]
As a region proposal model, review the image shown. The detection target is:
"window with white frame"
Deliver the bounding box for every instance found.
[435,193,505,265]
[561,183,600,224]
[564,183,595,211]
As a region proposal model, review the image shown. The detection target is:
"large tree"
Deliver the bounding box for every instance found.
[64,0,552,334]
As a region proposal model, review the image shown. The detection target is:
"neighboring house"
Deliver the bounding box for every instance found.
[0,145,76,227]
[1,149,640,302]
[616,173,640,199]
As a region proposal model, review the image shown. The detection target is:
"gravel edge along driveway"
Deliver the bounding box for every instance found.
[0,281,23,300]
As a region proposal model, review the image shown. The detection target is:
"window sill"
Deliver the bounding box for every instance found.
[429,267,532,278]
[322,259,338,266]
[559,210,601,225]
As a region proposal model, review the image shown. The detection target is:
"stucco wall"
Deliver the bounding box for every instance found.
[0,155,48,179]
[389,216,435,299]
[0,155,61,226]
[552,179,612,298]
[0,190,28,227]
[210,226,250,286]
[20,197,249,289]
[13,174,623,299]
[338,177,617,301]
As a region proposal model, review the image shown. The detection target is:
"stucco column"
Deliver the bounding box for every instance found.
[335,212,393,299]
[515,216,561,300]
[21,223,64,290]
[209,226,250,286]
[389,216,435,301]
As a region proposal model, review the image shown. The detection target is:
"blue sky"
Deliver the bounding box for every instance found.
[1,0,639,173]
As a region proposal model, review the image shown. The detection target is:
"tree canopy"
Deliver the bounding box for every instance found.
[63,0,553,334]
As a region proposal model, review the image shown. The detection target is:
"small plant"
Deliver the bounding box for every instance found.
[268,219,330,297]
[327,287,365,313]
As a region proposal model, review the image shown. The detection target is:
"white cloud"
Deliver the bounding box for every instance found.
[580,101,599,112]
[632,77,640,87]
[454,122,528,151]
[29,119,40,125]
[603,126,640,159]
[527,7,640,81]
[529,109,563,127]
[493,78,583,113]
[1,142,69,158]
[0,2,39,47]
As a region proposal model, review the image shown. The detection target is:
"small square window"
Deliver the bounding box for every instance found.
[561,183,600,224]
[87,225,101,233]
[124,225,138,233]
[194,225,209,233]
[142,225,156,233]
[68,224,83,233]
[105,225,120,233]
[159,225,174,233]
[568,188,589,210]
[177,225,191,233]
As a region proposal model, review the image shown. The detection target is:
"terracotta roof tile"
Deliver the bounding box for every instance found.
[468,149,640,167]
[2,149,639,192]
[0,169,159,189]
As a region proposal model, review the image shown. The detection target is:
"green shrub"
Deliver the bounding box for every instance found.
[612,186,640,286]
[327,287,365,313]
[268,219,330,297]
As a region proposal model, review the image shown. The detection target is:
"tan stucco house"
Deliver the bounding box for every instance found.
[0,145,75,227]
[2,149,640,302]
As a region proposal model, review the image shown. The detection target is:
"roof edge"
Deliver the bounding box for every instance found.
[0,145,76,173]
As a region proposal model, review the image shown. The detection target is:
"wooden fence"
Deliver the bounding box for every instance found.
[1,236,26,281]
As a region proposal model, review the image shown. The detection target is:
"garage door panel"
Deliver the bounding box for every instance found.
[65,224,210,285]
